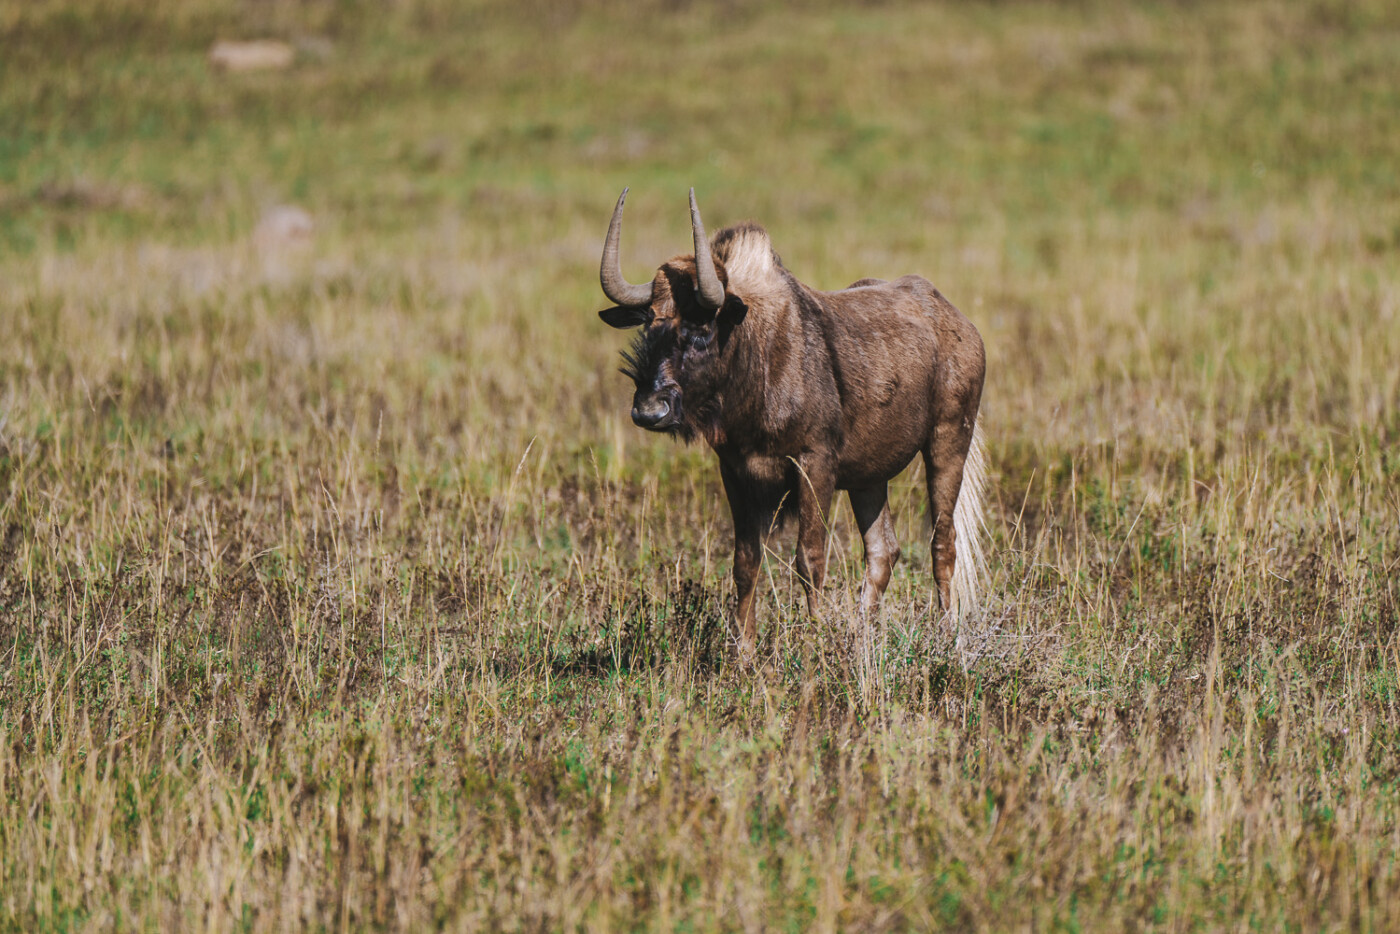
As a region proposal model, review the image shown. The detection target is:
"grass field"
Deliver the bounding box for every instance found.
[3,0,1400,929]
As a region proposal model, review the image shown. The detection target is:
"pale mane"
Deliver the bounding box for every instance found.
[712,223,787,305]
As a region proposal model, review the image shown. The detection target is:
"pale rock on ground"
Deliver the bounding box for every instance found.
[208,39,296,72]
[253,205,316,282]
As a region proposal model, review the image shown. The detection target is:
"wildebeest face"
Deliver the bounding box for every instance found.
[624,319,683,432]
[601,263,739,436]
[597,188,742,437]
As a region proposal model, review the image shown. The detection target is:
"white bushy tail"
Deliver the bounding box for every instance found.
[949,421,989,623]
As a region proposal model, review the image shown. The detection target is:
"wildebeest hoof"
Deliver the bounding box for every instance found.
[733,639,757,669]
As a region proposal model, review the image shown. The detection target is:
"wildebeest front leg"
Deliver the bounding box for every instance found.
[720,462,762,658]
[793,454,837,618]
[923,428,971,617]
[849,484,901,618]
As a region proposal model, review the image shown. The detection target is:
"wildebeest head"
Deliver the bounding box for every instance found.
[598,189,748,439]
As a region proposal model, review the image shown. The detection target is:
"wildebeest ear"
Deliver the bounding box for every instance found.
[721,293,748,325]
[599,305,651,328]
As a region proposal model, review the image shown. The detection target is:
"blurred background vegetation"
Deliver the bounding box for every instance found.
[2,0,1400,928]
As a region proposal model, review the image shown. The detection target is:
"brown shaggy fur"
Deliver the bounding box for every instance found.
[601,212,986,657]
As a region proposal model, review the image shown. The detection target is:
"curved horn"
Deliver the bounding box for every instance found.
[600,188,654,307]
[689,188,726,312]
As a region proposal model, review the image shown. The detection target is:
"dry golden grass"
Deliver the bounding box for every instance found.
[2,0,1400,929]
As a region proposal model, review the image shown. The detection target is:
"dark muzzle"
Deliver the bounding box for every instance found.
[632,389,680,431]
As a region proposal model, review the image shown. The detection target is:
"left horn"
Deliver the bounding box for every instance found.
[689,188,726,312]
[600,188,656,307]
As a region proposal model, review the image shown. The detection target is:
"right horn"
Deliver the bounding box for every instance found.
[600,188,655,307]
[689,188,726,312]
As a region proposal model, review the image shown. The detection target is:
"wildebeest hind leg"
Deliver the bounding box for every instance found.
[849,485,900,618]
[792,455,837,619]
[922,442,968,618]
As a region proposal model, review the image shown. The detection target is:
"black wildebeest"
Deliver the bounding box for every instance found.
[597,188,987,657]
